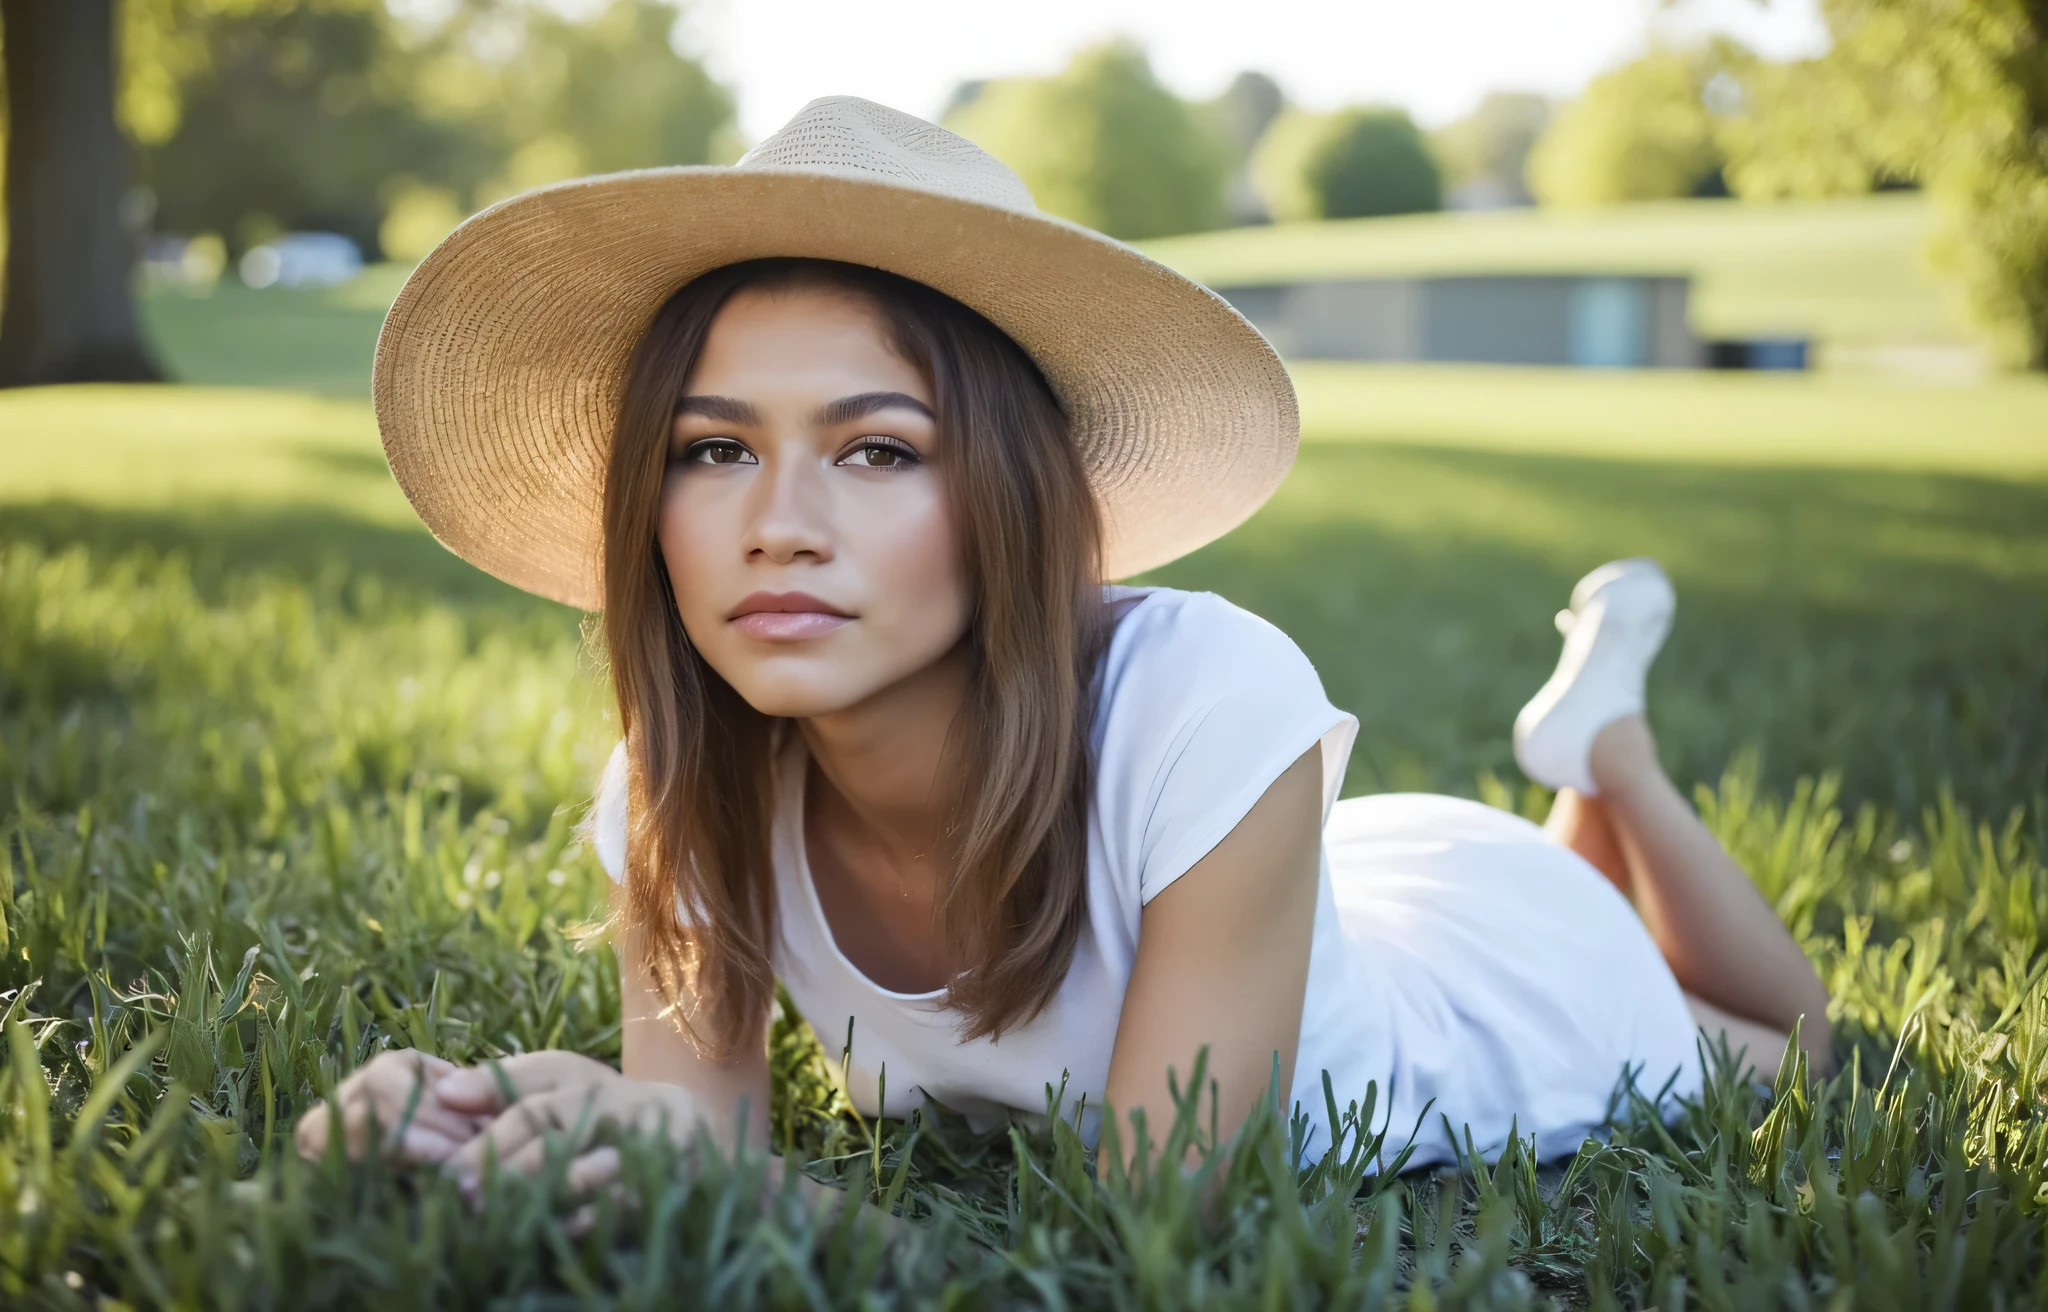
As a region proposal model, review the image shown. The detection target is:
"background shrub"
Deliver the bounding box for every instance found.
[1254,105,1442,221]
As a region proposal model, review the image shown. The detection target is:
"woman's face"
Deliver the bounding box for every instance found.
[657,285,970,718]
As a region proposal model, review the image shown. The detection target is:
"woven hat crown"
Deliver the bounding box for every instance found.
[736,96,1038,214]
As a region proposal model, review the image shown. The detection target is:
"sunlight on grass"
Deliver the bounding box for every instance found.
[1142,194,1967,347]
[1292,363,2048,473]
[0,386,403,521]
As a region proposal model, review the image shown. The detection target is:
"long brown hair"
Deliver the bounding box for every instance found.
[602,258,1109,1059]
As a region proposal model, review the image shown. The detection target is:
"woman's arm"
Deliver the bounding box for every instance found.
[438,880,874,1224]
[435,880,772,1173]
[1102,744,1324,1167]
[611,878,773,1152]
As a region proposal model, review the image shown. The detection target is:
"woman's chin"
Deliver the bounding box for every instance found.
[723,671,880,721]
[705,633,970,723]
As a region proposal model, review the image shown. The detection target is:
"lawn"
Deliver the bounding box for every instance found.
[1,266,2045,1304]
[1138,194,1970,352]
[140,265,411,397]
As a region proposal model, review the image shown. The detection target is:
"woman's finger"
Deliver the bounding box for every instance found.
[297,1050,482,1164]
[380,1050,459,1082]
[359,1057,463,1105]
[488,1132,555,1180]
[563,1155,628,1238]
[398,1125,467,1163]
[564,1201,601,1239]
[566,1145,621,1196]
[333,1057,482,1148]
[336,1049,458,1108]
[294,1100,337,1160]
[432,1051,618,1116]
[336,1086,478,1158]
[354,1096,481,1147]
[443,1087,600,1184]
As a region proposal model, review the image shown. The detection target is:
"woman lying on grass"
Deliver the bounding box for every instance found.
[295,97,1832,1204]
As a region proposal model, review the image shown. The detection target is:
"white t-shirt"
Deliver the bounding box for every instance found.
[593,585,1363,1146]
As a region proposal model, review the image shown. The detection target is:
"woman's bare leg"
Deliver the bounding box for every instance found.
[1684,993,1793,1080]
[1543,788,1631,895]
[1550,787,1803,1077]
[1582,712,1834,1071]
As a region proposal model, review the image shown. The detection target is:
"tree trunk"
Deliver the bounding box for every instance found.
[0,0,163,386]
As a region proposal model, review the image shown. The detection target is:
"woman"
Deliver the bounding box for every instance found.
[296,97,1830,1196]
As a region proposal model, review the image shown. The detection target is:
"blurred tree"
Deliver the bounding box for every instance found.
[1210,70,1284,160]
[0,0,163,386]
[466,0,736,200]
[1432,91,1551,208]
[115,0,734,260]
[1250,109,1329,222]
[1207,70,1284,224]
[1309,108,1442,218]
[1252,106,1441,222]
[944,41,1230,239]
[1719,0,2047,369]
[130,0,482,258]
[1527,47,1741,206]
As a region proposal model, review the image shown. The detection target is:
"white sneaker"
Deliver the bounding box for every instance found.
[1511,558,1675,795]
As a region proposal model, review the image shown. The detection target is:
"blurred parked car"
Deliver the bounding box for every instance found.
[143,234,228,290]
[239,232,363,289]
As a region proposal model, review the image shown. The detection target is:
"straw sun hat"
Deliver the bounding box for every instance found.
[373,95,1298,610]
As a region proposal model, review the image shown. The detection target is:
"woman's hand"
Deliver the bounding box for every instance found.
[435,1050,894,1239]
[293,1048,489,1165]
[433,1051,706,1199]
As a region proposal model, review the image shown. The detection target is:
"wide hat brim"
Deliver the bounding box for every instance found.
[372,166,1298,610]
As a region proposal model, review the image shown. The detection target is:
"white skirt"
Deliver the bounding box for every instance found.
[1298,793,1703,1168]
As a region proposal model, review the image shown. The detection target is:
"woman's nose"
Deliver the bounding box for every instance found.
[743,454,833,564]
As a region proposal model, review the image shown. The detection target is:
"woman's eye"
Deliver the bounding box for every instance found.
[838,439,920,470]
[680,439,756,466]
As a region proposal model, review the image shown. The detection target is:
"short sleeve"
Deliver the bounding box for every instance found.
[587,740,629,883]
[1092,590,1358,906]
[584,742,699,928]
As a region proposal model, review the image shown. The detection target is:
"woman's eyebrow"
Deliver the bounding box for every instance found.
[815,391,935,425]
[675,395,762,424]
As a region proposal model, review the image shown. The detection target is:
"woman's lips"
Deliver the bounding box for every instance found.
[730,611,851,641]
[727,591,853,641]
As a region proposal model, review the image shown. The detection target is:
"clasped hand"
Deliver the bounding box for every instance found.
[292,1049,698,1202]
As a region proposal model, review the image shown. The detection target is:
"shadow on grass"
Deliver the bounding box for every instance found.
[143,286,386,397]
[2,499,565,620]
[6,441,2043,815]
[1145,444,2048,816]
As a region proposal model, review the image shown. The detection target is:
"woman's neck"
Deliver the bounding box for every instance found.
[796,643,972,872]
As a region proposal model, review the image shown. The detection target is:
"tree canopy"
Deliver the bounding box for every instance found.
[943,41,1231,240]
[1306,108,1442,219]
[1253,105,1441,222]
[117,0,736,259]
[1720,0,2047,369]
[1432,91,1551,208]
[1526,46,1737,207]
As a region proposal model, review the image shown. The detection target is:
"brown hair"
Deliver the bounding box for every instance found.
[602,258,1109,1060]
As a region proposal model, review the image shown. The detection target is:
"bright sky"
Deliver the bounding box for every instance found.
[678,0,1830,142]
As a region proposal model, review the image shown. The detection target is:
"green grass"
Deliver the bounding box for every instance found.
[1140,194,1972,349]
[141,266,411,397]
[1291,363,2048,472]
[3,279,2047,1302]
